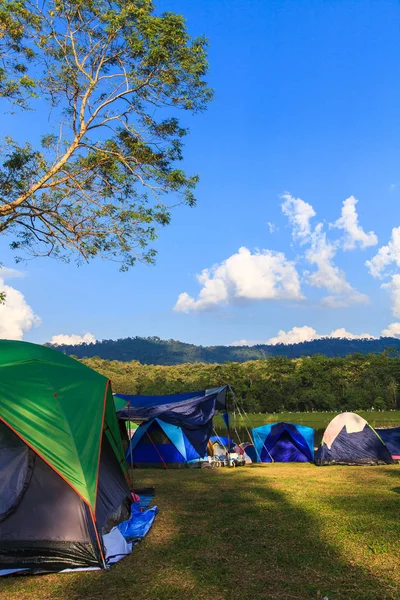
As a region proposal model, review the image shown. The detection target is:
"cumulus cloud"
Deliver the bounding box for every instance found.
[267,325,318,345]
[281,193,316,242]
[280,194,368,307]
[333,196,378,250]
[50,332,96,345]
[174,246,304,312]
[381,322,400,338]
[305,224,368,307]
[230,339,264,347]
[366,226,400,278]
[268,325,374,345]
[0,267,40,340]
[382,274,400,318]
[328,327,375,340]
[231,325,376,346]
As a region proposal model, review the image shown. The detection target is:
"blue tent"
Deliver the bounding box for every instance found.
[210,435,236,452]
[252,422,314,463]
[375,427,400,458]
[315,413,393,466]
[115,387,228,466]
[126,418,206,468]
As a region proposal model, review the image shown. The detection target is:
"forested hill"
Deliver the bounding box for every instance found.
[47,335,400,365]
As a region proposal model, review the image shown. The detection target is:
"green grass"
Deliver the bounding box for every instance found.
[1,465,400,600]
[214,410,400,434]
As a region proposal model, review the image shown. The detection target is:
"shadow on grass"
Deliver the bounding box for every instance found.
[1,466,399,600]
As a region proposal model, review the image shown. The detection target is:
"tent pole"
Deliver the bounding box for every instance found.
[128,403,134,485]
[226,390,231,467]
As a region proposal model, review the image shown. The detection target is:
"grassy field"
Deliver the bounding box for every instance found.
[1,464,400,600]
[215,410,400,431]
[214,411,400,445]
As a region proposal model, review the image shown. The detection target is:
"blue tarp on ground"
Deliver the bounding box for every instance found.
[252,422,314,463]
[118,503,158,544]
[115,387,228,457]
[135,487,155,510]
[376,427,400,456]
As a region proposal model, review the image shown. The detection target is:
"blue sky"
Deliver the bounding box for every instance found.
[2,0,400,346]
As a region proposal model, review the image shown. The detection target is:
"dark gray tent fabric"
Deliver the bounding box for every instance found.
[0,426,100,570]
[96,434,131,533]
[0,422,34,522]
[0,425,131,572]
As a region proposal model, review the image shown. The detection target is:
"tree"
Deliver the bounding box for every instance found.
[0,0,212,268]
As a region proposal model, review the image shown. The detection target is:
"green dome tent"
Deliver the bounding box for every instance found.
[0,341,133,575]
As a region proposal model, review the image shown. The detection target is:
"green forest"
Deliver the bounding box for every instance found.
[49,335,400,365]
[82,352,400,413]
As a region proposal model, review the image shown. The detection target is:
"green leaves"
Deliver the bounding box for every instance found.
[0,0,212,268]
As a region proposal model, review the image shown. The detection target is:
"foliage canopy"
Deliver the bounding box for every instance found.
[0,0,212,268]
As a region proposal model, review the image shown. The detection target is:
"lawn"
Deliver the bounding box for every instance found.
[215,410,400,430]
[1,464,400,600]
[214,411,400,445]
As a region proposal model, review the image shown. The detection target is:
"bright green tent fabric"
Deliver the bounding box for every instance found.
[0,340,127,512]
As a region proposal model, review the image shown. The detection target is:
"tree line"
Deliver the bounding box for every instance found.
[81,353,400,413]
[50,335,400,365]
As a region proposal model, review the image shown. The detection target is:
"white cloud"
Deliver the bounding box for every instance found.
[333,196,378,250]
[231,325,376,346]
[267,222,277,234]
[267,325,318,345]
[329,327,374,340]
[305,224,368,307]
[0,267,40,340]
[279,194,368,307]
[382,274,400,318]
[381,322,400,338]
[281,193,316,242]
[50,332,96,345]
[366,226,400,278]
[230,339,264,347]
[174,246,304,312]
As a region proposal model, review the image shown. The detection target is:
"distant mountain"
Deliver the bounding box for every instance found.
[46,335,400,365]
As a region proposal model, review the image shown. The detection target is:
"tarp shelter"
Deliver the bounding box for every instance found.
[315,412,393,466]
[115,387,228,467]
[0,341,135,575]
[375,427,400,460]
[252,422,314,463]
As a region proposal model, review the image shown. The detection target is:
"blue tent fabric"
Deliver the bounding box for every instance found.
[376,427,400,456]
[315,424,393,465]
[222,412,230,429]
[242,444,257,463]
[210,435,236,451]
[252,422,314,463]
[115,386,228,457]
[115,386,228,413]
[126,419,204,466]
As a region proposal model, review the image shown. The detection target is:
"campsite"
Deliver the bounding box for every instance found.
[1,339,400,599]
[1,465,399,600]
[1,0,400,598]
